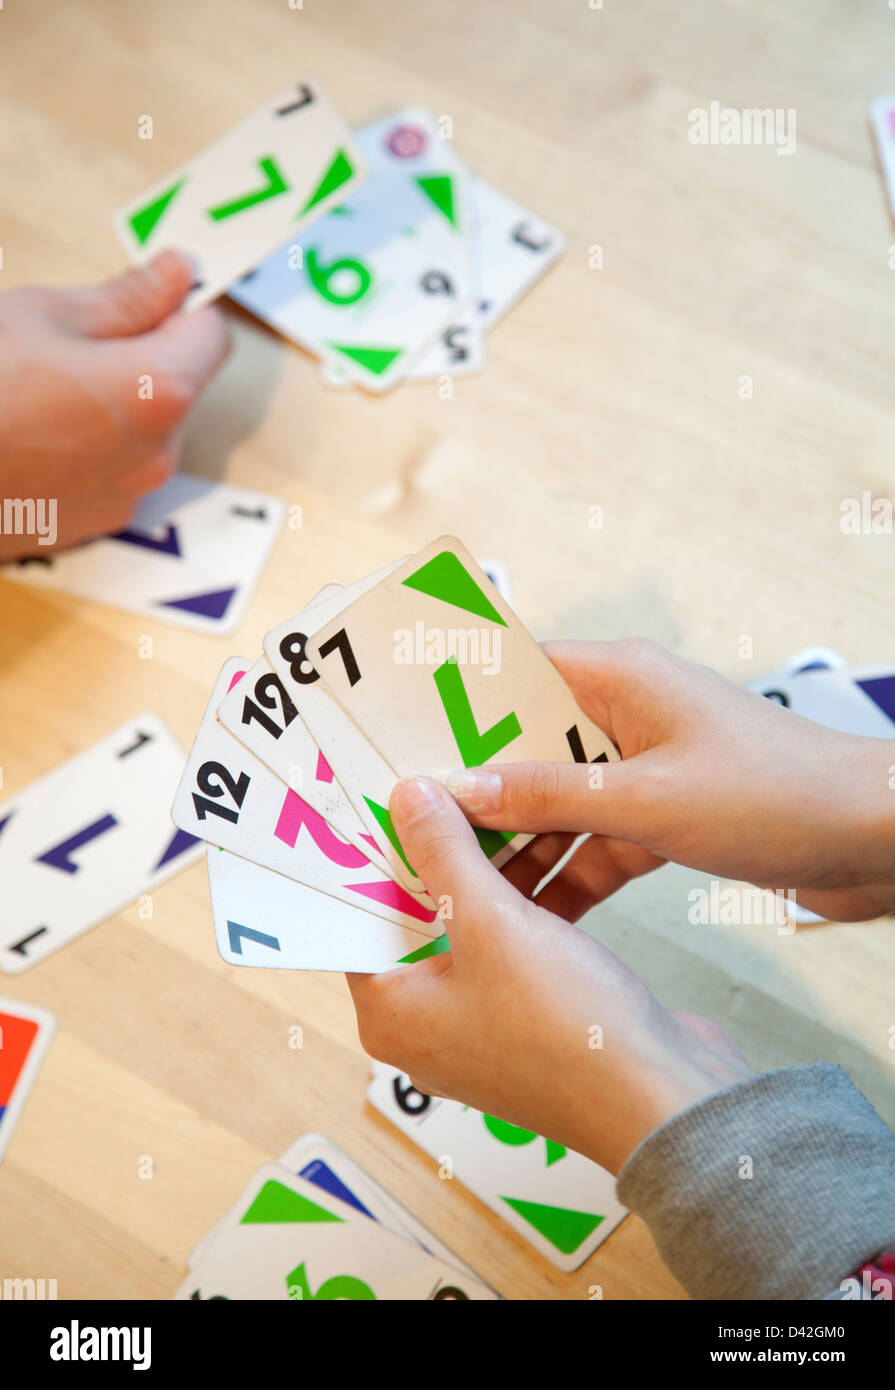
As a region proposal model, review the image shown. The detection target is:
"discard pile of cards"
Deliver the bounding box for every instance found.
[115,78,565,392]
[750,645,895,923]
[170,535,618,973]
[178,1133,497,1299]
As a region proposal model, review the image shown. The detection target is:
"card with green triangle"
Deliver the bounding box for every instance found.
[115,78,365,310]
[228,107,476,392]
[307,536,618,821]
[367,1064,626,1270]
[174,1163,497,1300]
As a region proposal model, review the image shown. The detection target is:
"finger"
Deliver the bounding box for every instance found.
[59,250,195,339]
[444,755,654,839]
[534,834,664,922]
[137,303,232,396]
[389,777,518,944]
[500,831,578,899]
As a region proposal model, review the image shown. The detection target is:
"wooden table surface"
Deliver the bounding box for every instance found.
[1,0,893,1301]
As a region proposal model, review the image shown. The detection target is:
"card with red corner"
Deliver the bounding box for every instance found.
[170,658,442,940]
[306,536,618,863]
[0,999,56,1163]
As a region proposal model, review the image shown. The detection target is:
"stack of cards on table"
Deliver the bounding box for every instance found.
[170,535,619,973]
[112,75,564,393]
[178,1133,496,1300]
[0,999,55,1162]
[368,1065,627,1269]
[0,717,202,974]
[750,645,895,923]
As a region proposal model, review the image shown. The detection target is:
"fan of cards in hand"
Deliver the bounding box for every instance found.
[170,537,619,973]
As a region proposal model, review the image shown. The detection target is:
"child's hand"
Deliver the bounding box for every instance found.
[348,776,750,1176]
[444,640,895,923]
[0,250,230,558]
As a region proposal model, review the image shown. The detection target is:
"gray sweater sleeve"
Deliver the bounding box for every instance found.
[616,1062,895,1300]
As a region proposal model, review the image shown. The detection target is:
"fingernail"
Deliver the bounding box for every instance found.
[391,776,444,826]
[444,768,503,814]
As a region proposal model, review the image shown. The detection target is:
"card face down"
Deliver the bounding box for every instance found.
[0,717,202,974]
[367,1065,626,1271]
[0,999,56,1161]
[115,78,365,309]
[174,1163,496,1300]
[5,474,285,635]
[306,538,617,869]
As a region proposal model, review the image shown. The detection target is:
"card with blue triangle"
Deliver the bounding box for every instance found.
[114,78,365,310]
[0,714,202,973]
[5,473,285,635]
[175,1161,497,1300]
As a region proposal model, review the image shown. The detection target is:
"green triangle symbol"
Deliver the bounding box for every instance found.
[399,934,451,964]
[240,1179,342,1225]
[363,797,417,876]
[416,174,457,227]
[300,147,354,217]
[129,178,185,246]
[329,344,402,376]
[501,1196,604,1254]
[402,549,507,627]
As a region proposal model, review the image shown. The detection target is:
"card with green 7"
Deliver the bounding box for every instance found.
[174,1163,497,1300]
[307,537,618,848]
[115,78,365,309]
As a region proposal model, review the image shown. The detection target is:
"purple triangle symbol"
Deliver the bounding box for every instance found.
[160,587,237,620]
[153,826,200,871]
[0,813,13,840]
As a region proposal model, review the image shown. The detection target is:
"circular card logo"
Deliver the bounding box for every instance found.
[386,124,428,159]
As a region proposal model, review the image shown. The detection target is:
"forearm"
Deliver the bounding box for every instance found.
[616,1062,895,1300]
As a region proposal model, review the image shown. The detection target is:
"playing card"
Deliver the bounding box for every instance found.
[263,565,460,893]
[229,107,475,392]
[188,1132,477,1281]
[367,1065,626,1270]
[0,999,56,1162]
[471,176,566,331]
[751,666,895,738]
[216,651,400,880]
[0,718,201,974]
[479,558,514,608]
[5,474,285,634]
[206,848,444,972]
[115,79,365,309]
[871,96,895,220]
[277,1134,481,1280]
[171,659,441,937]
[174,1162,496,1299]
[306,537,618,860]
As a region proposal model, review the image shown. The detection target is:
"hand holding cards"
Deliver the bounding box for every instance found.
[171,536,618,974]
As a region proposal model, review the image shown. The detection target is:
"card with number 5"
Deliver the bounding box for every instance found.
[115,78,365,309]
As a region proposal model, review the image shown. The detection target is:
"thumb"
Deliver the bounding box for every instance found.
[390,776,517,943]
[61,249,195,339]
[444,758,653,840]
[133,301,232,396]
